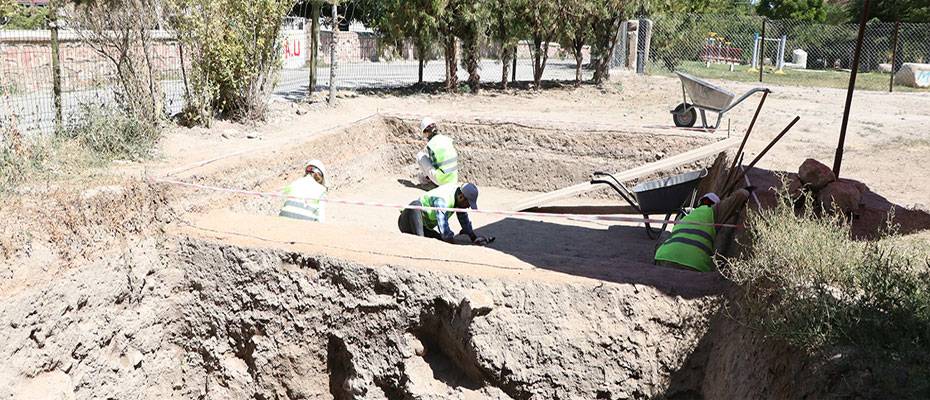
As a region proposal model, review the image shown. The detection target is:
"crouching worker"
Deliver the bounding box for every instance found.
[654,189,750,272]
[279,160,327,222]
[416,117,459,187]
[398,183,493,245]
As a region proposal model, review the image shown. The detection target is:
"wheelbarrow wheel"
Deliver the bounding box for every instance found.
[672,103,697,128]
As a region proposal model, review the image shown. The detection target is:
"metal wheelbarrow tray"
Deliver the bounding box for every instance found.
[591,169,707,239]
[671,72,770,131]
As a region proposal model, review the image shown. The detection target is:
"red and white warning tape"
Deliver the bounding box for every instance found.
[153,177,744,229]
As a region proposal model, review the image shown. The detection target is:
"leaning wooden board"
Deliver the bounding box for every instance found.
[508,136,741,211]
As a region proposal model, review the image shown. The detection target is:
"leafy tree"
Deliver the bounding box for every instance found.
[453,0,487,92]
[523,0,559,88]
[487,0,526,89]
[169,0,295,122]
[559,0,593,84]
[0,1,49,29]
[848,0,930,22]
[371,0,442,84]
[757,0,828,22]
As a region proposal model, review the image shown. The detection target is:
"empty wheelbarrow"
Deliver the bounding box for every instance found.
[672,72,770,130]
[591,169,707,239]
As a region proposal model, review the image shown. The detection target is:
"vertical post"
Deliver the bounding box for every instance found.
[636,18,647,74]
[759,18,766,83]
[751,33,759,70]
[309,1,320,96]
[49,0,63,133]
[328,2,337,106]
[833,0,871,177]
[889,19,899,93]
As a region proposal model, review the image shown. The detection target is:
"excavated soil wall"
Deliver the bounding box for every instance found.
[0,117,845,399]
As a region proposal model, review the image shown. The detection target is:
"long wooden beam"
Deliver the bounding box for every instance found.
[508,136,742,211]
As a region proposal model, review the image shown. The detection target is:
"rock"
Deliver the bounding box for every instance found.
[894,63,930,88]
[124,348,144,369]
[798,159,836,190]
[819,181,862,213]
[838,178,869,195]
[460,289,494,317]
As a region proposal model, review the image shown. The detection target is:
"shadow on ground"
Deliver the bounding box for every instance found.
[475,217,726,299]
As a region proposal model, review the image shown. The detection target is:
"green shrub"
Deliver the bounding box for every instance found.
[723,187,930,393]
[169,0,293,122]
[69,105,160,161]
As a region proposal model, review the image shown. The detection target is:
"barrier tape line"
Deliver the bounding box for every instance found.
[153,177,744,229]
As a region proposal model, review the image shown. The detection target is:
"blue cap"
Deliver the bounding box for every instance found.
[461,183,479,209]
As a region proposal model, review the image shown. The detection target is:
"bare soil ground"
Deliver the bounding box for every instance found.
[2,74,929,399]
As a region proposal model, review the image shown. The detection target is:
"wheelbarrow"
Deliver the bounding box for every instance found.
[671,72,770,130]
[591,169,707,239]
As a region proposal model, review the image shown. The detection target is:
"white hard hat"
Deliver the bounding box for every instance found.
[700,192,720,205]
[419,117,437,133]
[304,159,326,185]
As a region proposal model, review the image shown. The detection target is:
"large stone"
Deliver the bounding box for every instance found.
[798,159,836,190]
[819,181,862,213]
[894,63,930,88]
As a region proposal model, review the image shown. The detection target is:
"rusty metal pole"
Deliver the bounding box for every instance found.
[833,0,871,178]
[759,18,765,83]
[889,19,899,93]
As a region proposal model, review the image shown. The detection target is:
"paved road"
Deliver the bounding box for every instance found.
[3,59,589,135]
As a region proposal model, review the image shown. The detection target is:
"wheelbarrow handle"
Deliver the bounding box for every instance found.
[590,177,640,211]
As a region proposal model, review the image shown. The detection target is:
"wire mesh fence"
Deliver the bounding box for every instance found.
[646,14,930,92]
[0,22,186,137]
[5,8,928,137]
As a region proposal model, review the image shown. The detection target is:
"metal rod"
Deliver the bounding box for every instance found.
[759,18,765,83]
[889,18,900,93]
[729,90,768,172]
[833,0,871,178]
[725,116,800,194]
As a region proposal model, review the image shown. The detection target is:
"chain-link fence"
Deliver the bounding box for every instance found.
[645,14,930,92]
[0,21,186,136]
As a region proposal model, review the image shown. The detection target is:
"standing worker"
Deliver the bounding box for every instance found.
[279,160,328,222]
[654,189,751,272]
[398,182,493,245]
[416,117,459,188]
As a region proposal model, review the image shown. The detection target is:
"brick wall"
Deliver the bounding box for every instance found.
[0,30,181,93]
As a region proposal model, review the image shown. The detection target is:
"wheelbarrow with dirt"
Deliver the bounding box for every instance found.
[591,169,707,239]
[671,72,770,131]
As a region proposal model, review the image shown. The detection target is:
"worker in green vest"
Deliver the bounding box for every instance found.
[398,182,494,245]
[654,189,750,272]
[416,117,459,188]
[279,160,327,222]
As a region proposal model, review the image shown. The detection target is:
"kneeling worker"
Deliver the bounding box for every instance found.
[416,117,459,187]
[398,183,493,245]
[654,189,750,272]
[279,159,327,222]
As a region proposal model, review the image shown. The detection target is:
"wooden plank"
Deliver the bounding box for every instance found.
[509,136,742,211]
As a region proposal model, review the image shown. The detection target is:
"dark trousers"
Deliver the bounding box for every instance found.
[398,200,443,240]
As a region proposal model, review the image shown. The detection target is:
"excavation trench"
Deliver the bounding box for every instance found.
[0,116,827,399]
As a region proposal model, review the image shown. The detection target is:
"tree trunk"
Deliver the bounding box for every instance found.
[574,37,584,84]
[416,37,425,84]
[463,36,480,93]
[501,46,512,90]
[593,16,622,85]
[531,37,542,88]
[444,35,457,92]
[308,2,320,96]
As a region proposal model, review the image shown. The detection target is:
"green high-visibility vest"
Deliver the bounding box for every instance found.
[279,176,326,222]
[427,134,459,185]
[654,206,717,272]
[420,184,458,229]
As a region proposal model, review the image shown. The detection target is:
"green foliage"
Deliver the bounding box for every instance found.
[69,105,160,161]
[170,0,294,122]
[0,2,48,29]
[650,14,760,72]
[848,0,930,23]
[723,187,930,394]
[757,0,828,22]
